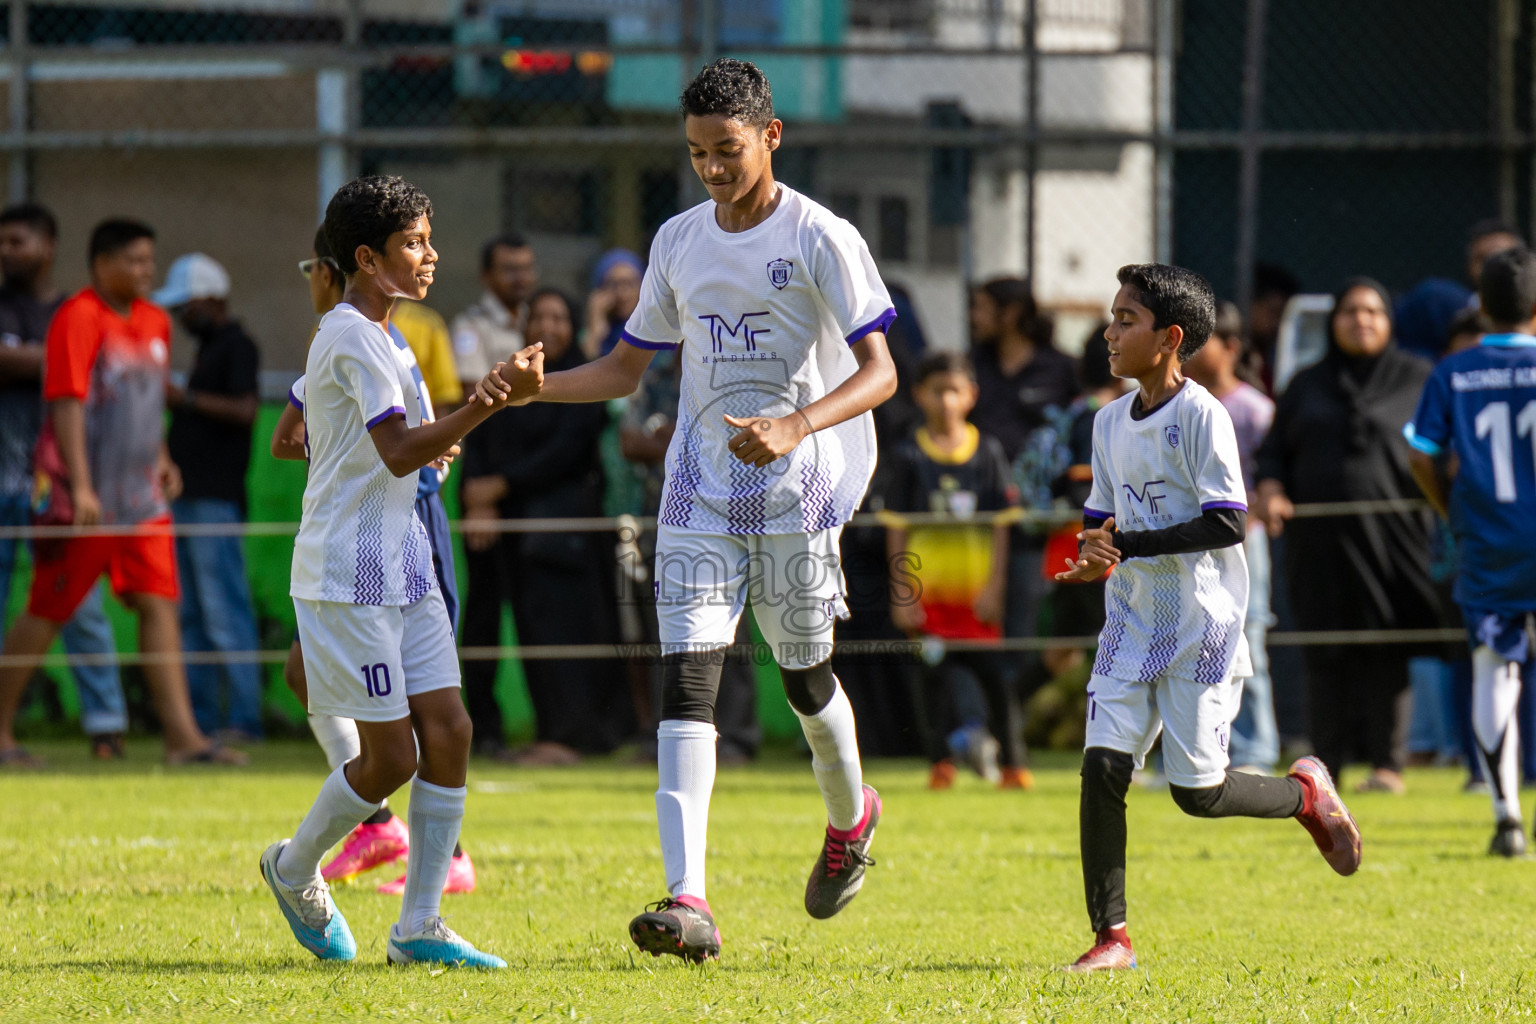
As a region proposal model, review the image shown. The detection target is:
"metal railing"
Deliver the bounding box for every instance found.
[0,498,1435,540]
[0,496,1457,670]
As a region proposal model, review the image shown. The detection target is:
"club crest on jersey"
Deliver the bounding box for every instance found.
[1164,424,1181,449]
[767,258,793,290]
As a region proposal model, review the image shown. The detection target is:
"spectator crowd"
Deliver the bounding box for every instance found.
[0,200,1525,798]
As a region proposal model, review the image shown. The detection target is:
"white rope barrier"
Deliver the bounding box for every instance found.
[0,498,1432,540]
[0,498,1454,670]
[0,629,1470,670]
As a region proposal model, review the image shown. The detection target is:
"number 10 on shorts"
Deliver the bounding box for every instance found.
[362,663,393,698]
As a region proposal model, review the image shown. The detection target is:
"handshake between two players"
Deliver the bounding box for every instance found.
[474,349,806,469]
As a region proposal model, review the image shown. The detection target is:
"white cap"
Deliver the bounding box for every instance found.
[153,252,230,307]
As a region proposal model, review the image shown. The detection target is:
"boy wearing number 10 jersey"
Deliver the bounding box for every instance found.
[259,175,541,969]
[1407,245,1536,858]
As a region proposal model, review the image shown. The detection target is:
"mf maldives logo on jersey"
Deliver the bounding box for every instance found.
[699,310,772,353]
[767,257,794,290]
[1164,424,1181,449]
[1122,479,1169,516]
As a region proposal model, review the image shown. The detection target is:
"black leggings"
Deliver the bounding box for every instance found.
[1079,747,1304,931]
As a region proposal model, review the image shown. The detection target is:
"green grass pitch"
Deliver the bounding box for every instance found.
[0,741,1530,1022]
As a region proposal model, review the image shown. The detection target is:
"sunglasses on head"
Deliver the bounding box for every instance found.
[298,257,340,280]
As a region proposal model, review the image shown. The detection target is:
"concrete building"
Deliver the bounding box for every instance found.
[10,0,1159,373]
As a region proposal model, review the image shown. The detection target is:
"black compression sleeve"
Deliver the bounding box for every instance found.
[1112,507,1246,559]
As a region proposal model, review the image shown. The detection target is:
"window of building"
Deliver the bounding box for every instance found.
[878,195,909,262]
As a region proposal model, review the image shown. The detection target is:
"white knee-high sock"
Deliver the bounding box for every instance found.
[399,778,465,934]
[793,681,865,832]
[277,765,380,885]
[308,714,360,771]
[1472,645,1524,824]
[655,719,717,900]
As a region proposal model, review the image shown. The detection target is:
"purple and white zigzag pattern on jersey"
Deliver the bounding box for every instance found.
[800,461,838,532]
[1192,554,1237,684]
[402,512,435,604]
[1093,581,1132,677]
[726,454,767,534]
[353,475,389,604]
[1136,559,1184,683]
[659,434,703,528]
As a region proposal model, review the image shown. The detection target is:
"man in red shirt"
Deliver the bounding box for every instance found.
[0,219,242,765]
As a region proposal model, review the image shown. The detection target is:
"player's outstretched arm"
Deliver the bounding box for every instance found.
[271,402,307,461]
[1089,508,1247,563]
[1407,449,1451,519]
[725,332,898,467]
[373,344,543,478]
[477,338,655,407]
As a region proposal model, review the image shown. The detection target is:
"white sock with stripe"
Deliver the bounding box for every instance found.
[399,778,465,935]
[1472,645,1524,824]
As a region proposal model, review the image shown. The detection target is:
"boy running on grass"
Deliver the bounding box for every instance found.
[260,175,539,969]
[478,57,899,963]
[1055,264,1361,972]
[1406,246,1536,858]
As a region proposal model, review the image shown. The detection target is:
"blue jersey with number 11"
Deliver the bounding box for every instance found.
[1406,334,1536,612]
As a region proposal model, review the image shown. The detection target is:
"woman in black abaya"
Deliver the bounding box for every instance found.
[461,288,629,762]
[1254,278,1443,793]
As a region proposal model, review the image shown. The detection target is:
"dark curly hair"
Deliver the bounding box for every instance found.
[323,175,433,276]
[1479,246,1536,325]
[1116,263,1216,362]
[680,58,775,128]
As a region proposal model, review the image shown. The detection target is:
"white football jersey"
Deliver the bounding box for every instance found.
[622,184,895,535]
[290,303,436,606]
[1084,380,1252,684]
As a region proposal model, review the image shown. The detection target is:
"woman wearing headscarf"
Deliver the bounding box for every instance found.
[1254,277,1443,793]
[461,287,630,762]
[582,247,644,359]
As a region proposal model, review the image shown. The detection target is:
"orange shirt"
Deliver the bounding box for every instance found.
[43,288,172,524]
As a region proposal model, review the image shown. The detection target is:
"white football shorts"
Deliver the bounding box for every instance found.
[1083,671,1243,788]
[294,589,460,723]
[654,524,849,670]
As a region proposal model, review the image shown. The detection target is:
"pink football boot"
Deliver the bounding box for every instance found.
[376,850,478,895]
[320,813,409,883]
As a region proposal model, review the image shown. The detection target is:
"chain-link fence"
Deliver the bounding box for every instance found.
[0,0,1517,750]
[7,1,1525,366]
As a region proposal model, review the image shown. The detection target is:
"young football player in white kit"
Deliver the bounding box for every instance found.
[479,58,899,962]
[1054,264,1363,972]
[260,175,540,968]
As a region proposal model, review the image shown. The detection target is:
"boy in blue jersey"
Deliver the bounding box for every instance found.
[1407,245,1536,857]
